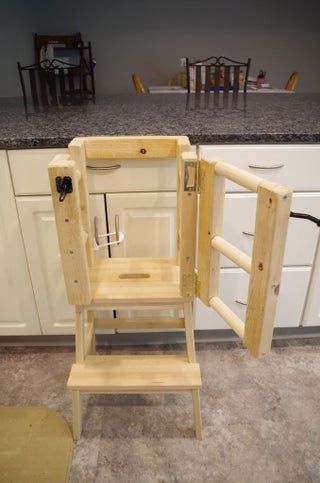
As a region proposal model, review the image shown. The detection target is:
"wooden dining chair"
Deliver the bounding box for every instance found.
[17,60,86,116]
[132,74,146,93]
[48,136,292,441]
[285,72,299,92]
[186,56,251,93]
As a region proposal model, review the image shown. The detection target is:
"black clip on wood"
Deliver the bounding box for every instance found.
[290,211,320,227]
[56,176,73,202]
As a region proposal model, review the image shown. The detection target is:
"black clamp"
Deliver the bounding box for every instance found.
[290,211,320,227]
[56,176,73,202]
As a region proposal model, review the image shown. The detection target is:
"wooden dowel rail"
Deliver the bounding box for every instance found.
[211,235,252,273]
[209,296,245,339]
[213,159,262,192]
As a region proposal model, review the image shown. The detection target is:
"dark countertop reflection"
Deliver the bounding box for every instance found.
[0,93,319,149]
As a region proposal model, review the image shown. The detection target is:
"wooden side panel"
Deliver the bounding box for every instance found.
[82,136,189,160]
[244,182,292,357]
[176,137,191,265]
[48,156,91,305]
[68,138,94,266]
[179,152,198,298]
[197,158,225,304]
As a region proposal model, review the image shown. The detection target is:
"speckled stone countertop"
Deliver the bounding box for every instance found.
[0,93,319,149]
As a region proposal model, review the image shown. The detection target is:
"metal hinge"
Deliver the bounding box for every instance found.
[184,161,198,192]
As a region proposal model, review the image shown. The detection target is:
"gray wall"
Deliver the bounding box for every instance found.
[1,0,319,96]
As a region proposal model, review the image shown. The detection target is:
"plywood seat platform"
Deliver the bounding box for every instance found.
[89,257,183,305]
[67,355,201,393]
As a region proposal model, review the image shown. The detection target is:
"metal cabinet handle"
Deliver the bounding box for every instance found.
[248,163,285,170]
[93,215,124,251]
[242,230,254,237]
[87,164,121,171]
[235,299,247,306]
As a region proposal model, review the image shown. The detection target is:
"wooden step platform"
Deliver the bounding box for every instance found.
[89,258,183,305]
[67,355,201,393]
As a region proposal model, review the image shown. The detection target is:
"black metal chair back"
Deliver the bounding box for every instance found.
[186,56,251,93]
[34,33,95,97]
[17,60,86,115]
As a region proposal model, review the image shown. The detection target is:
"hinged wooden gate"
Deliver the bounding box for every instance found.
[197,157,292,357]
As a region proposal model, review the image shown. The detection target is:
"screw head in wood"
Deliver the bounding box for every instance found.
[140,148,146,154]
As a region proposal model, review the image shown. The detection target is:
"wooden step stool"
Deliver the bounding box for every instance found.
[48,136,292,440]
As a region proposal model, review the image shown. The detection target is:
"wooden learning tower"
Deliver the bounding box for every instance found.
[48,136,292,440]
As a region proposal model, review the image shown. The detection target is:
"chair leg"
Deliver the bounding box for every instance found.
[184,301,196,362]
[75,306,85,363]
[72,390,82,441]
[192,389,203,440]
[87,310,96,355]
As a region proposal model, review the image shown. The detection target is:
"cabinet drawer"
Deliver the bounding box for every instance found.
[195,266,311,330]
[200,145,320,192]
[9,149,176,195]
[221,192,320,267]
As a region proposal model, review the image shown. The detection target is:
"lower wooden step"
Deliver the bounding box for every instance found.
[94,317,185,330]
[67,355,201,393]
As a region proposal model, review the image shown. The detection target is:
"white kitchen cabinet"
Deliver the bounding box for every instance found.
[16,194,111,335]
[106,191,179,324]
[0,152,40,335]
[302,235,320,327]
[195,266,311,330]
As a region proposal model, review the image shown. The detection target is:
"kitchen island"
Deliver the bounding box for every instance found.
[0,93,319,149]
[1,94,320,340]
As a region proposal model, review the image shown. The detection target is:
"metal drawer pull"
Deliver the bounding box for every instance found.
[235,299,247,306]
[242,230,254,237]
[248,163,284,170]
[87,164,121,171]
[93,215,124,251]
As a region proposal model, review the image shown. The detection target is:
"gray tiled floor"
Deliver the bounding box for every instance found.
[1,340,320,483]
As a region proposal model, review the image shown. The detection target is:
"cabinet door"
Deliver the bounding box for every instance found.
[106,192,178,325]
[0,152,40,335]
[16,194,112,335]
[302,235,320,327]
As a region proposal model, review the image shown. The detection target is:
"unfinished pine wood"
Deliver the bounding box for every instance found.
[176,137,192,265]
[244,182,292,357]
[184,301,196,363]
[94,317,185,330]
[81,136,189,160]
[211,236,252,273]
[89,258,183,304]
[67,355,201,392]
[192,389,203,440]
[75,306,85,363]
[68,138,94,266]
[179,152,198,298]
[197,158,225,305]
[209,296,245,339]
[213,159,262,192]
[48,158,91,305]
[72,391,81,441]
[86,310,96,354]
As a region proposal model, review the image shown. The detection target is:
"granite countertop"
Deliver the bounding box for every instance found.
[0,93,319,149]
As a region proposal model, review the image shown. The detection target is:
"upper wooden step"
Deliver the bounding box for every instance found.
[89,258,183,305]
[67,355,201,393]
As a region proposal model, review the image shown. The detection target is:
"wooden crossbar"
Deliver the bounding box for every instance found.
[211,235,252,273]
[198,157,292,357]
[78,136,190,160]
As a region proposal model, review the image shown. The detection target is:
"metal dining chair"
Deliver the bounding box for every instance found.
[17,60,86,116]
[185,56,251,93]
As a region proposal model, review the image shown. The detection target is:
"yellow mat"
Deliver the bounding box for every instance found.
[0,407,73,483]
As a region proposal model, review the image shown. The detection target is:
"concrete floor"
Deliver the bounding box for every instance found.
[0,339,320,483]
